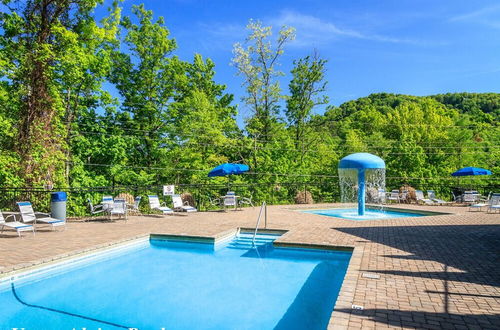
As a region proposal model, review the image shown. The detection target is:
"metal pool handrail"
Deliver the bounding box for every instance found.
[252,201,267,247]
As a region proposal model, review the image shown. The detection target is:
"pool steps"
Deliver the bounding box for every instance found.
[226,233,278,250]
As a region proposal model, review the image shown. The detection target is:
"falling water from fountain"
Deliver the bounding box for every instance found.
[338,153,386,217]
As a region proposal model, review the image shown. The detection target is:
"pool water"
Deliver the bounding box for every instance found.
[0,233,352,329]
[304,207,426,220]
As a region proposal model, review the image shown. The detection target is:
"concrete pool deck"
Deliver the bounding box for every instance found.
[0,204,499,329]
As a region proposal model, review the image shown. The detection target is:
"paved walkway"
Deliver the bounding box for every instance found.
[1,204,499,329]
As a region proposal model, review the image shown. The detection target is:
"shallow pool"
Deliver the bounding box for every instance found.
[0,232,351,329]
[304,207,427,220]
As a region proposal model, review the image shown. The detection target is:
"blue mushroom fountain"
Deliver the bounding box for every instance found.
[338,153,386,216]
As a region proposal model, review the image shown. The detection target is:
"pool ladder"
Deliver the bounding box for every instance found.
[251,202,267,247]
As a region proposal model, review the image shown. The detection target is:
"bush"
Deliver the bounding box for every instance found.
[295,190,314,204]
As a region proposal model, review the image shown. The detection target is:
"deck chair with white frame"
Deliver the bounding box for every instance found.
[415,190,435,205]
[426,190,448,205]
[109,198,128,220]
[101,195,114,212]
[486,193,500,214]
[223,194,238,211]
[171,194,197,212]
[129,196,142,212]
[387,190,400,203]
[469,192,491,212]
[148,195,174,214]
[88,198,106,216]
[17,201,66,230]
[0,211,34,237]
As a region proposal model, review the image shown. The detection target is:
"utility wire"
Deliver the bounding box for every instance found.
[69,130,499,154]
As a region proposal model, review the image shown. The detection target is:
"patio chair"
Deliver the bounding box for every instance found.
[486,193,500,213]
[17,201,66,230]
[400,190,409,203]
[377,189,387,204]
[238,196,254,209]
[426,190,448,205]
[415,190,434,205]
[171,194,197,212]
[462,191,479,205]
[148,195,173,214]
[469,192,491,212]
[109,198,127,220]
[387,190,400,203]
[102,195,114,212]
[87,198,106,216]
[208,196,222,209]
[223,194,238,211]
[128,196,142,213]
[0,211,34,237]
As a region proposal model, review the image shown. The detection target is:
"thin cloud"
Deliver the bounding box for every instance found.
[198,10,438,51]
[449,4,500,22]
[271,10,428,47]
[448,4,500,29]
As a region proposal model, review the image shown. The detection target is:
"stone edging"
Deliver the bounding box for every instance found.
[328,245,364,329]
[0,234,150,277]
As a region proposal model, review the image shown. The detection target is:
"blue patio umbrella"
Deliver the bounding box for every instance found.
[208,163,250,177]
[451,167,492,177]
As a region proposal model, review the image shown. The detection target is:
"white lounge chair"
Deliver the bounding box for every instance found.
[0,211,34,237]
[17,201,66,230]
[462,191,479,205]
[223,192,238,211]
[427,190,448,205]
[131,196,141,210]
[469,192,491,212]
[415,190,434,205]
[387,190,400,203]
[238,196,254,208]
[148,195,173,214]
[88,198,106,216]
[486,193,500,213]
[109,198,127,220]
[101,195,114,212]
[377,189,386,204]
[171,194,197,212]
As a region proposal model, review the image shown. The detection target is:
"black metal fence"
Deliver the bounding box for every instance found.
[0,178,498,217]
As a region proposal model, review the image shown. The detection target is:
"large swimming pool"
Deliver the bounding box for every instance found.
[0,232,352,329]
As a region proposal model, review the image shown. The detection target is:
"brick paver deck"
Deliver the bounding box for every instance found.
[1,204,499,329]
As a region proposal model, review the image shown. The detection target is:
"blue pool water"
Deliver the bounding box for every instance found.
[304,207,426,220]
[0,233,352,329]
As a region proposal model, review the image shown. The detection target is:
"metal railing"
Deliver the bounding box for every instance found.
[0,179,497,217]
[252,201,267,247]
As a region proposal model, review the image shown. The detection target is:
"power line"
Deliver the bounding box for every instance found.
[69,162,500,181]
[69,130,500,154]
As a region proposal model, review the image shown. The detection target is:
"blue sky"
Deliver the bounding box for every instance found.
[100,0,500,118]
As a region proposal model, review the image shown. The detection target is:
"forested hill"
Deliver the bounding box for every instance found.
[325,92,500,122]
[430,93,500,120]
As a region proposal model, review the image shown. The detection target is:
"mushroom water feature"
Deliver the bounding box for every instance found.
[338,153,386,216]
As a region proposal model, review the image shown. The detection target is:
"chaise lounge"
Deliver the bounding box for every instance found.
[148,195,174,214]
[17,201,66,231]
[0,211,34,237]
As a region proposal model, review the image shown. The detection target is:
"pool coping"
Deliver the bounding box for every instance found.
[328,245,364,329]
[0,234,150,284]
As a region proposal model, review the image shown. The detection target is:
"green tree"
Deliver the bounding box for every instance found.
[232,19,295,177]
[286,54,328,166]
[232,20,295,141]
[108,3,178,183]
[0,0,119,186]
